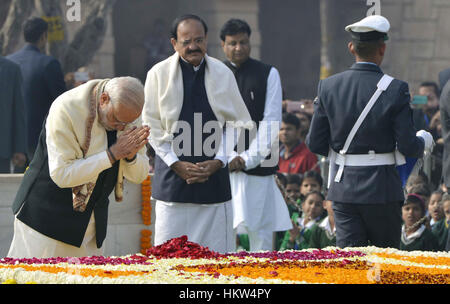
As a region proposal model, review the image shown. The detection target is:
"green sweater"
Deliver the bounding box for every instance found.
[400,226,440,252]
[280,212,316,250]
[309,217,336,249]
[431,219,449,251]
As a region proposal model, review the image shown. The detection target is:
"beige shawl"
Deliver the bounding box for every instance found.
[72,79,124,212]
[143,52,253,148]
[46,79,124,212]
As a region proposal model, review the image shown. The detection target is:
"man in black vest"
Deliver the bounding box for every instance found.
[306,15,432,249]
[144,15,253,253]
[8,77,150,258]
[220,19,291,251]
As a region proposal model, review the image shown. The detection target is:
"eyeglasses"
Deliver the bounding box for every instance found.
[179,37,205,47]
[110,111,128,127]
[106,95,129,128]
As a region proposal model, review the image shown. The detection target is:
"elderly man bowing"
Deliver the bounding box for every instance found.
[144,14,253,253]
[8,77,150,258]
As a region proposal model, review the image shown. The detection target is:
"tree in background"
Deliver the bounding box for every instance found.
[0,0,116,74]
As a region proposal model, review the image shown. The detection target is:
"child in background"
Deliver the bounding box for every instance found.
[443,196,450,224]
[280,191,325,250]
[275,172,287,189]
[400,193,439,252]
[309,200,336,249]
[407,183,431,202]
[405,172,429,194]
[273,173,295,251]
[428,190,444,228]
[285,174,303,216]
[444,199,450,251]
[432,193,450,251]
[300,171,323,199]
[299,171,326,220]
[408,183,432,221]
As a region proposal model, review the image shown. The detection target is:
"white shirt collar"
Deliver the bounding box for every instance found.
[430,218,436,227]
[298,216,316,229]
[356,61,378,66]
[319,216,336,235]
[401,224,426,245]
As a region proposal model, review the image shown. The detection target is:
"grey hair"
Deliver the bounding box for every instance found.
[104,77,145,110]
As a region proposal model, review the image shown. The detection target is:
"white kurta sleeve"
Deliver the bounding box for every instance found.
[143,65,181,168]
[240,67,282,170]
[151,131,228,168]
[46,115,112,189]
[122,146,150,184]
[215,126,239,167]
[150,140,179,167]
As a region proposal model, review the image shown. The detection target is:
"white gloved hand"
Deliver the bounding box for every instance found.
[416,130,434,150]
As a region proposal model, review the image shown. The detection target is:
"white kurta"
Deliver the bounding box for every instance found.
[144,54,253,254]
[8,213,102,258]
[229,67,292,251]
[154,200,234,254]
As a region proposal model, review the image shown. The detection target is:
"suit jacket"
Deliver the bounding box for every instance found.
[7,44,66,153]
[306,63,424,204]
[440,80,450,188]
[0,57,27,159]
[439,68,450,91]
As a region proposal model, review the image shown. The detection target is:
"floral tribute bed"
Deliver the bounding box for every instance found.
[1,236,449,284]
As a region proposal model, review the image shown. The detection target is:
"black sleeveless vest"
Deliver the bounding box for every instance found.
[12,122,119,248]
[224,58,279,176]
[151,59,232,204]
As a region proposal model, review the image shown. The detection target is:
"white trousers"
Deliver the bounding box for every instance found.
[154,200,235,254]
[7,213,103,259]
[230,172,292,251]
[237,224,274,251]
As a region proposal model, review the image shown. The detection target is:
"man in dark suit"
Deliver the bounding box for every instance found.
[306,15,432,249]
[7,17,66,160]
[0,57,27,173]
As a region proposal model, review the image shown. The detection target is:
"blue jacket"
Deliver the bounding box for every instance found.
[306,63,424,204]
[7,44,66,152]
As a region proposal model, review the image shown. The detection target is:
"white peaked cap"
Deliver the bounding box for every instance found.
[345,15,390,33]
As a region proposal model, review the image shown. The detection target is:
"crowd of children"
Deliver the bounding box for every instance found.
[276,171,336,251]
[235,169,449,252]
